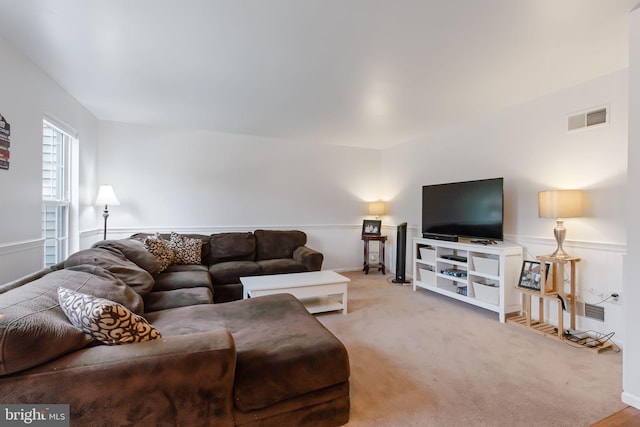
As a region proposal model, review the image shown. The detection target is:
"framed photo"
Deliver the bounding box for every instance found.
[518,260,550,291]
[362,219,382,236]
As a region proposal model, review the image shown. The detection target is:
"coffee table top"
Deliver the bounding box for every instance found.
[240,270,350,292]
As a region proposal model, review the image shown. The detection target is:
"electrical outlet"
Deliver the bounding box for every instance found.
[610,291,622,304]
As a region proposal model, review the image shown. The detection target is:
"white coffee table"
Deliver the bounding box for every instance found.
[241,270,350,315]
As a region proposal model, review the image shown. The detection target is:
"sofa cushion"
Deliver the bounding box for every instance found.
[209,232,256,264]
[168,232,202,265]
[153,270,213,292]
[143,234,175,271]
[256,259,308,275]
[254,230,307,261]
[58,287,162,345]
[211,283,244,304]
[92,239,163,275]
[143,288,213,312]
[163,264,209,273]
[0,267,143,375]
[65,248,155,296]
[209,261,261,285]
[146,294,350,412]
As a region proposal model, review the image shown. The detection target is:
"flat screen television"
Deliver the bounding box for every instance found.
[422,177,504,241]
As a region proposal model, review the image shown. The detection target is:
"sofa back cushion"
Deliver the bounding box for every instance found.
[65,248,155,296]
[209,232,256,264]
[254,230,307,261]
[92,239,163,275]
[0,267,143,376]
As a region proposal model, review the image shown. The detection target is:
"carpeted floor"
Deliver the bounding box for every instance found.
[317,271,625,427]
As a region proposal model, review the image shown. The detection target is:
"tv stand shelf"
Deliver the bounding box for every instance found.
[412,237,523,322]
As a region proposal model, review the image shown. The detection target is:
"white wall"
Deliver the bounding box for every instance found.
[95,121,382,271]
[381,69,628,342]
[622,5,640,411]
[0,34,99,283]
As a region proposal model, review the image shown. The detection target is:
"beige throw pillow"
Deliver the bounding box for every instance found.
[58,287,162,346]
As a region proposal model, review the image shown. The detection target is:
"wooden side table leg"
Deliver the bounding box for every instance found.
[538,296,543,326]
[557,295,564,338]
[363,240,369,274]
[570,260,576,331]
[525,294,532,327]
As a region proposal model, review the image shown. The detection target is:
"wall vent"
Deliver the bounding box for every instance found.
[584,303,605,322]
[568,107,608,131]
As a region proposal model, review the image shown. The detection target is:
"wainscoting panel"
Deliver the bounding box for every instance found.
[0,239,44,284]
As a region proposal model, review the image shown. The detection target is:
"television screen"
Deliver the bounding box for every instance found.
[422,178,504,241]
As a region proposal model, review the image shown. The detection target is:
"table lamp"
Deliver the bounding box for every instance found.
[538,190,583,259]
[368,201,386,219]
[96,185,120,240]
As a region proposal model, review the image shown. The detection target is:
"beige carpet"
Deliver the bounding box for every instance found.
[318,271,625,427]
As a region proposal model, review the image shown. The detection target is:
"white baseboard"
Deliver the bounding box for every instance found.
[622,391,640,410]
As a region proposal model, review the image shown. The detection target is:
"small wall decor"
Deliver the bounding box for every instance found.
[0,114,10,170]
[362,219,382,236]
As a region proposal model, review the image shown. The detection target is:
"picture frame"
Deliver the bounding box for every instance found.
[362,219,382,236]
[517,260,550,291]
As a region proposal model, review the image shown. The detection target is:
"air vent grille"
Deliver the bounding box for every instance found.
[584,303,605,322]
[568,107,608,131]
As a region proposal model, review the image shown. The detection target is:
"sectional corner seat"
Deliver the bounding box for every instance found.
[0,230,349,426]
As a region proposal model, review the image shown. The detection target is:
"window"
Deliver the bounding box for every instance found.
[42,121,71,267]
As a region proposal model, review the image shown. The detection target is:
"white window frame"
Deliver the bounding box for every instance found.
[42,119,77,267]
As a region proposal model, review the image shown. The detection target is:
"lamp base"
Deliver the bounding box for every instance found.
[547,247,572,259]
[546,219,572,259]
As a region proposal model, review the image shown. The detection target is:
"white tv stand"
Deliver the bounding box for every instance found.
[412,237,523,322]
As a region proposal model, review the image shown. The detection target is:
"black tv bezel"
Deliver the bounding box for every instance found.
[421,177,504,242]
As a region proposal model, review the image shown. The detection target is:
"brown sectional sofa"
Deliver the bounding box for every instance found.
[0,230,349,426]
[131,229,324,306]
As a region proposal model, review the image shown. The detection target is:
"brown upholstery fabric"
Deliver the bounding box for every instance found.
[293,246,324,271]
[163,263,209,273]
[0,268,52,294]
[209,260,261,285]
[234,383,350,427]
[209,232,256,264]
[256,259,308,275]
[153,270,212,292]
[254,229,307,261]
[65,248,155,296]
[91,239,163,275]
[212,283,244,304]
[0,331,237,427]
[147,294,350,412]
[143,288,213,312]
[0,267,143,375]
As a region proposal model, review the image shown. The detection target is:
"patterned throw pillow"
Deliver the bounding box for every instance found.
[143,233,174,271]
[57,287,162,346]
[168,232,202,265]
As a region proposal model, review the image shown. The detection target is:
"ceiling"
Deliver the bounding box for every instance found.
[0,0,634,149]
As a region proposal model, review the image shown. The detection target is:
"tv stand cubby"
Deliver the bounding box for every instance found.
[412,237,523,322]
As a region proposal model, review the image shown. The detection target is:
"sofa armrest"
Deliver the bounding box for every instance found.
[293,246,324,271]
[0,330,236,427]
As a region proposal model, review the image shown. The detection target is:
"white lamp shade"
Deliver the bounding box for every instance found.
[368,201,387,216]
[96,185,120,206]
[538,190,583,218]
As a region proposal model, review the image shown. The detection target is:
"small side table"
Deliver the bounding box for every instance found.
[362,235,387,274]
